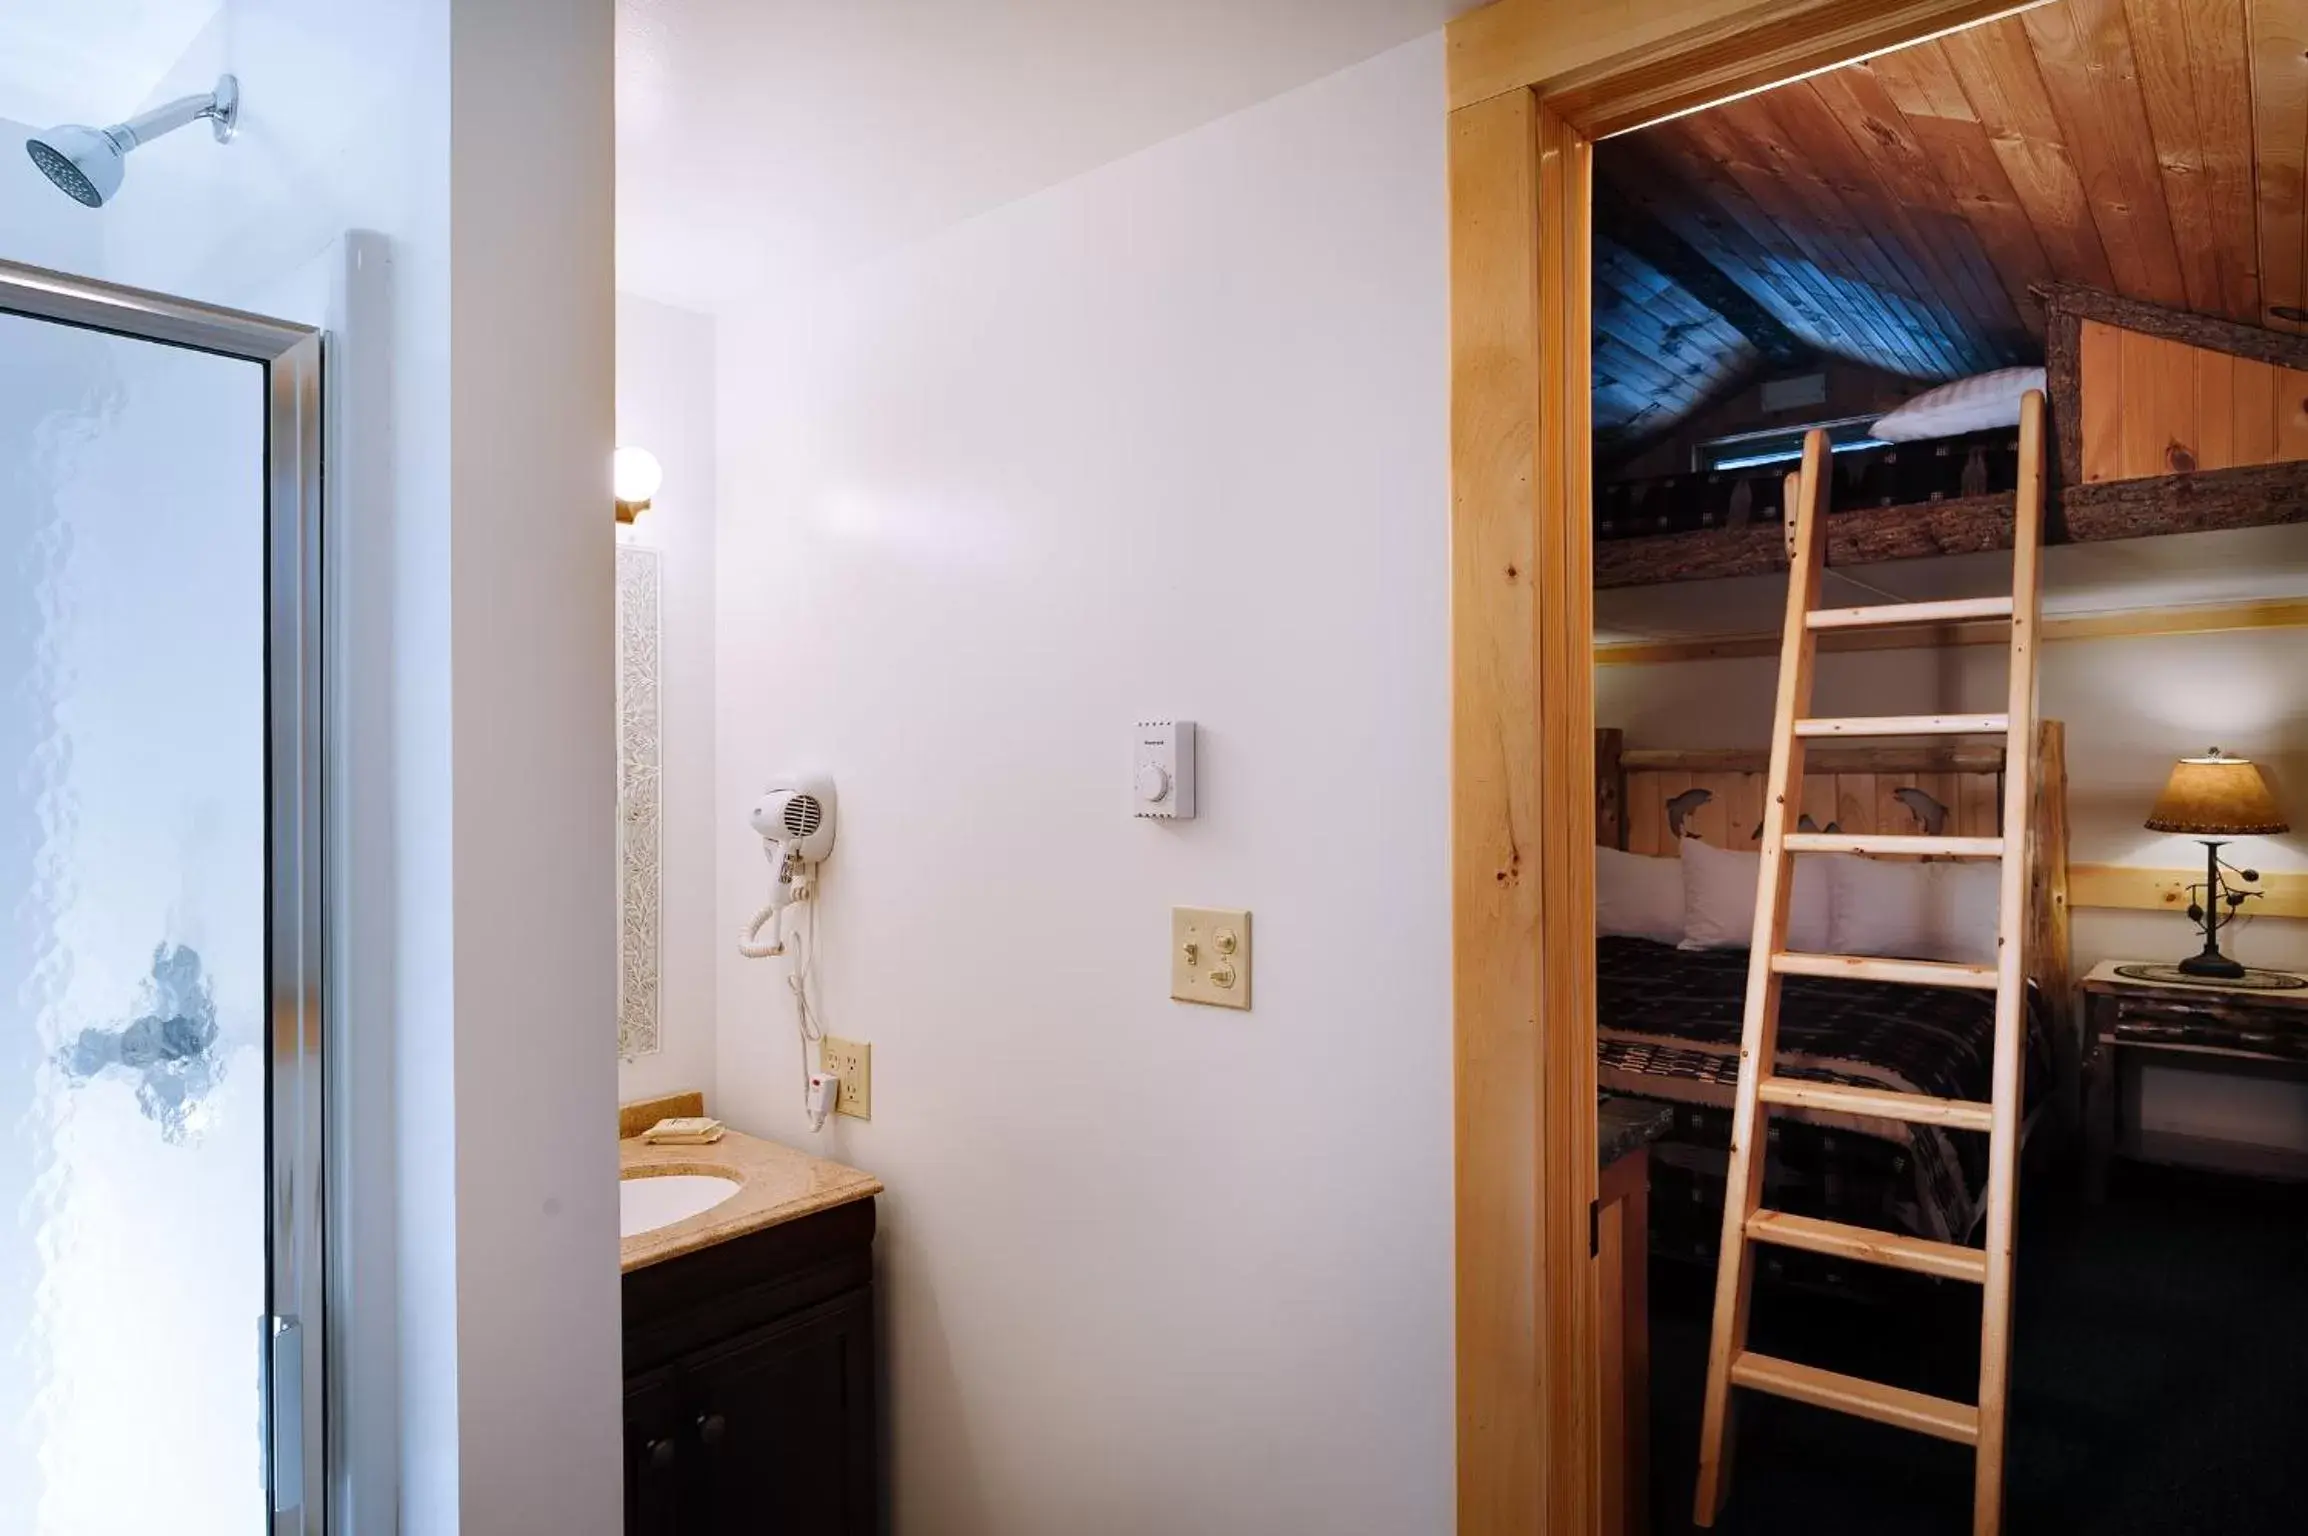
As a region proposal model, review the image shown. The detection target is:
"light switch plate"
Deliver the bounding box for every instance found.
[1171,907,1251,1009]
[820,1037,872,1119]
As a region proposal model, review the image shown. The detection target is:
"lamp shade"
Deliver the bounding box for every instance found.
[2144,749,2290,836]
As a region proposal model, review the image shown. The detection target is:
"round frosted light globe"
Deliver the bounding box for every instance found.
[613,446,664,507]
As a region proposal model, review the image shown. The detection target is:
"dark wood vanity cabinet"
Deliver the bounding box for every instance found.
[623,1197,877,1535]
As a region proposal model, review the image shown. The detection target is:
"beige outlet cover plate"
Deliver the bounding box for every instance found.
[821,1036,871,1119]
[1172,907,1251,1009]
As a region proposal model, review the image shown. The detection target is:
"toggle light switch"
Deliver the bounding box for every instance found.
[1171,907,1251,1009]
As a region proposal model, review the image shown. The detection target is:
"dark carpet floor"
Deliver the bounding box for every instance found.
[1646,1161,2308,1534]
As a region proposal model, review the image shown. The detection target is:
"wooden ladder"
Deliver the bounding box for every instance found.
[1692,391,2047,1536]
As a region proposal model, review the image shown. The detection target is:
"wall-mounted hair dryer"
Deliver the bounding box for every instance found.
[738,777,836,958]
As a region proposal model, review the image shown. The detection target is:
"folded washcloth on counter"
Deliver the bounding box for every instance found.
[641,1115,725,1145]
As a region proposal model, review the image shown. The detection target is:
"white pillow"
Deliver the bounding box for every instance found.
[1826,856,2002,966]
[1934,862,2003,967]
[1597,847,1686,945]
[1677,837,1831,953]
[1869,367,2045,443]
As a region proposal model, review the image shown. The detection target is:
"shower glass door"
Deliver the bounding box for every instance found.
[0,267,325,1534]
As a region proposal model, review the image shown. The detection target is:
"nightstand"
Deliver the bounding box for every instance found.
[2081,958,2308,1199]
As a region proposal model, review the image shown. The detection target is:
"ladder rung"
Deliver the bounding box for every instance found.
[1745,1210,1988,1283]
[1781,833,2005,858]
[1795,714,2010,738]
[1730,1352,1980,1445]
[1771,951,2000,990]
[1806,596,2014,631]
[1757,1076,1994,1132]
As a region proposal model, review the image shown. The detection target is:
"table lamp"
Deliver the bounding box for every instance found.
[2144,748,2290,978]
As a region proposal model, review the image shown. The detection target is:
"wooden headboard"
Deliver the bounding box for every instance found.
[1596,721,2073,1020]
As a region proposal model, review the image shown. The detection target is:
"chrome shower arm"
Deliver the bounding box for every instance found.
[116,76,238,148]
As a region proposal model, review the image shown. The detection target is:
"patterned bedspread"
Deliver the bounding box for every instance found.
[1598,936,2050,1242]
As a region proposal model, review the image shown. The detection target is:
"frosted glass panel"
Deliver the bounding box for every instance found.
[1,312,268,1533]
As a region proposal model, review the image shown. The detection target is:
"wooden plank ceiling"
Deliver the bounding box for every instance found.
[1592,234,1759,447]
[1592,0,2308,447]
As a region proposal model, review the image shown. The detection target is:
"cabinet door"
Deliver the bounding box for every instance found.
[688,1288,875,1536]
[625,1367,692,1536]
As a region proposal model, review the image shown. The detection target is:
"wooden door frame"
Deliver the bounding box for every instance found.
[1445,2,2052,1528]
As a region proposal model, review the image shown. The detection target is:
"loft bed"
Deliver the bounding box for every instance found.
[1594,288,2308,590]
[1591,723,2073,1287]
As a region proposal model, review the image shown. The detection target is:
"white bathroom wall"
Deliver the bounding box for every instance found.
[1,4,622,1530]
[443,3,621,1532]
[712,36,1452,1536]
[618,293,720,1101]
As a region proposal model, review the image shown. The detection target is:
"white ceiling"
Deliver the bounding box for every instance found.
[616,0,1466,314]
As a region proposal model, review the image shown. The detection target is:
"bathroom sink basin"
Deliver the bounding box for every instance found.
[620,1172,742,1238]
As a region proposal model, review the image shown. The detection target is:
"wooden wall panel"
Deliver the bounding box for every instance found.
[2279,369,2308,460]
[1627,771,1666,856]
[1615,763,2003,846]
[2236,353,2280,461]
[2079,318,2308,479]
[2194,346,2237,468]
[1800,774,1840,836]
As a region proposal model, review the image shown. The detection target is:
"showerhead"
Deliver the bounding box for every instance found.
[25,74,238,209]
[28,126,122,208]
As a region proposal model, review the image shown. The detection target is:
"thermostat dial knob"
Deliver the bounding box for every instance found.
[1135,763,1172,803]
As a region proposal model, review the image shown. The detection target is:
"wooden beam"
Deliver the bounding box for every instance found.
[2042,283,2308,373]
[2043,298,2084,492]
[1596,492,2017,587]
[2070,863,2308,919]
[1532,104,1603,1536]
[1528,0,2057,138]
[1595,455,2308,590]
[1594,596,2308,666]
[2060,458,2308,541]
[1450,0,2057,120]
[1451,85,1600,1534]
[1450,86,1546,1533]
[1450,0,1762,113]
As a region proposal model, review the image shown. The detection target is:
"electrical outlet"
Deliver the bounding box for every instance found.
[1171,907,1251,1009]
[819,1037,871,1119]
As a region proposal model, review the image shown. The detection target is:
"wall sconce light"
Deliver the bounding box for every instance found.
[614,445,663,524]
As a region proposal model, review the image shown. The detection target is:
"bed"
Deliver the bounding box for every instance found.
[1595,725,2074,1280]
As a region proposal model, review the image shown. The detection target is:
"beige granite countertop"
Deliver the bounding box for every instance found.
[619,1091,882,1273]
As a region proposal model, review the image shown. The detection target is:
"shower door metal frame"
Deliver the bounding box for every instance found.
[0,258,328,1535]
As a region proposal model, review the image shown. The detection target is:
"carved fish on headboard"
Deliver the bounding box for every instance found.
[1665,788,1712,839]
[1893,786,1950,836]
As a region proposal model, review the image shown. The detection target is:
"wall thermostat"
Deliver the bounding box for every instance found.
[1133,720,1196,819]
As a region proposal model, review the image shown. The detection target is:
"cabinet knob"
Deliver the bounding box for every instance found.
[647,1437,678,1471]
[697,1413,727,1449]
